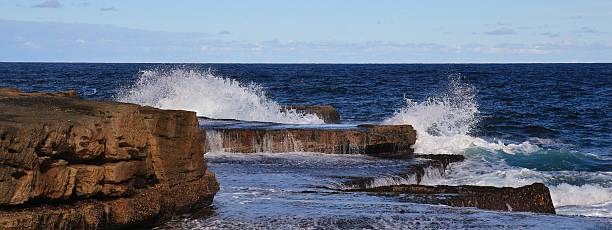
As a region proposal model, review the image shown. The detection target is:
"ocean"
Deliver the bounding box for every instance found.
[1,63,611,229]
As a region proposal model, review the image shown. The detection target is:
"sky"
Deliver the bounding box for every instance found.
[1,0,611,63]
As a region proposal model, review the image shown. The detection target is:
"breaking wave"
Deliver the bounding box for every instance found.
[116,68,324,124]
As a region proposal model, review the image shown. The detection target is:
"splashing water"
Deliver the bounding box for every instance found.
[383,76,546,155]
[383,76,612,217]
[383,75,484,154]
[116,68,324,124]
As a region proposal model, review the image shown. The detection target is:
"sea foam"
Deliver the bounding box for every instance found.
[116,68,324,124]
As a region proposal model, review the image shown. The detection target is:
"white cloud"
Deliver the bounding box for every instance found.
[22,41,40,49]
[575,26,600,34]
[2,19,612,63]
[100,7,117,12]
[31,0,61,8]
[485,28,516,36]
[72,1,89,7]
[541,32,561,38]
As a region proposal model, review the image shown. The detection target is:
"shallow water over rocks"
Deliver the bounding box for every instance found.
[157,152,611,229]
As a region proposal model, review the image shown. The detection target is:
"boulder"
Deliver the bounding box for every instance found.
[0,88,219,229]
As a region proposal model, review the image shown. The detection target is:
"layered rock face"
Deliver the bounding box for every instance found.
[0,88,219,229]
[203,124,416,158]
[282,105,341,124]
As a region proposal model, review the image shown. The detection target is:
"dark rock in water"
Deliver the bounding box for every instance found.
[339,154,465,190]
[415,154,466,168]
[202,123,416,158]
[333,154,554,214]
[349,183,556,214]
[282,105,341,124]
[0,88,219,229]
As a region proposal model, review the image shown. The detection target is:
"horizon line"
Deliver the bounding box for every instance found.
[1,61,611,65]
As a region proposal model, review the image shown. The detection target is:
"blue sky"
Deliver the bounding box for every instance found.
[1,0,611,63]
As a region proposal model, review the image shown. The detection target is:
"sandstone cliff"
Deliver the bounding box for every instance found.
[0,88,219,229]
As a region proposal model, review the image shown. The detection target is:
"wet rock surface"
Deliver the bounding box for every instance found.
[347,183,556,214]
[0,88,219,229]
[334,154,555,214]
[200,116,556,215]
[201,121,417,158]
[338,154,466,190]
[156,151,575,230]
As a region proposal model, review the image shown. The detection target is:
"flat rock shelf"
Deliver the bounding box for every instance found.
[200,118,417,158]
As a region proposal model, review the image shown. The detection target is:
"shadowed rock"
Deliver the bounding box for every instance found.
[348,183,555,214]
[0,88,219,229]
[282,105,341,123]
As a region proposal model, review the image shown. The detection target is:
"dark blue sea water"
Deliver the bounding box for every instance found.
[1,63,611,229]
[2,63,610,157]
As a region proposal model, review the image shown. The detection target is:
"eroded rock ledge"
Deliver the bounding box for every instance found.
[202,122,417,158]
[0,88,219,229]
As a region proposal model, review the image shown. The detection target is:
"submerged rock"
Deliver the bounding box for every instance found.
[349,183,555,214]
[282,105,341,124]
[0,88,219,229]
[202,123,416,158]
[339,154,466,190]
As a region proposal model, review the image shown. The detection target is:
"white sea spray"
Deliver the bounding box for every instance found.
[116,68,324,124]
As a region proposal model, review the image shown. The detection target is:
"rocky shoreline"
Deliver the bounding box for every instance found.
[0,88,557,229]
